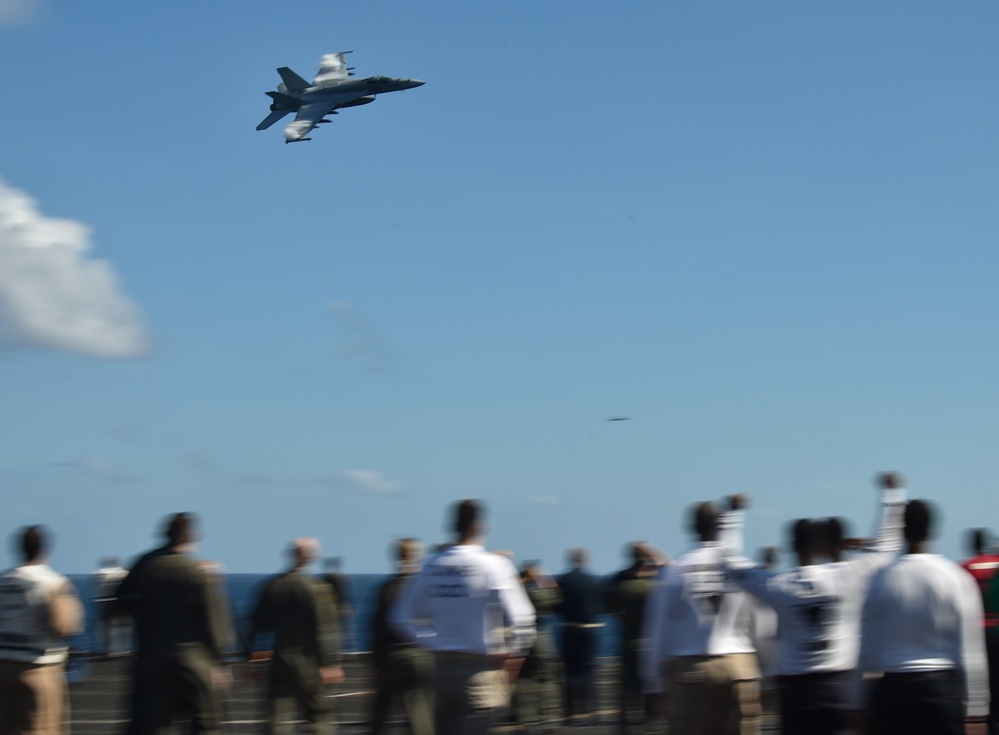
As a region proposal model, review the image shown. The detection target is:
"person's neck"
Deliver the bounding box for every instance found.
[456,536,480,546]
[907,541,929,555]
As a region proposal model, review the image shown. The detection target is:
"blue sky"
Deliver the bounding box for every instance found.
[1,1,998,573]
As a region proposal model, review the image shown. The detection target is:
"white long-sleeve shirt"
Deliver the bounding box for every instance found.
[0,564,80,665]
[640,512,754,693]
[389,543,536,657]
[857,553,989,718]
[722,488,906,676]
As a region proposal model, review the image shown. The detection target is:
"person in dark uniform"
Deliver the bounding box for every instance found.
[605,543,666,734]
[117,512,233,735]
[322,558,354,651]
[556,548,604,724]
[245,538,342,735]
[515,561,563,734]
[368,538,432,735]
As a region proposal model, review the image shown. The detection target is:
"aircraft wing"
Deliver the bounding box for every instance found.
[313,52,351,85]
[284,100,334,142]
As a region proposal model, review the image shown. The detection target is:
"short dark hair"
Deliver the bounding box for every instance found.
[163,512,195,546]
[968,528,990,556]
[904,500,934,544]
[691,502,718,540]
[18,525,46,563]
[791,519,813,556]
[453,500,482,538]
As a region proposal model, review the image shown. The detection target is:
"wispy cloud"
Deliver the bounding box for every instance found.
[0,0,43,28]
[341,469,404,495]
[49,455,131,482]
[527,494,562,508]
[106,422,142,443]
[0,178,152,358]
[330,301,400,374]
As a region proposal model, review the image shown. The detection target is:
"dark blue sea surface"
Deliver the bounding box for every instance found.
[68,573,621,657]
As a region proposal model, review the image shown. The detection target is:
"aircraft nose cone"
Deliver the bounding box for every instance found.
[408,79,426,88]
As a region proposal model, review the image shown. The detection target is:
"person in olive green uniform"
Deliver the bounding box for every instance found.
[605,542,667,734]
[118,512,233,735]
[515,561,563,734]
[246,539,343,735]
[368,538,433,735]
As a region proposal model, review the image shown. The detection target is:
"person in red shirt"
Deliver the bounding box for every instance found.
[962,528,999,735]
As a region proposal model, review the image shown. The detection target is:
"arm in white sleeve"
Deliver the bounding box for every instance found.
[958,569,990,718]
[868,487,907,554]
[496,560,536,657]
[717,509,745,555]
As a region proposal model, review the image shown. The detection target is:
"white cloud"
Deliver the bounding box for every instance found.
[527,494,562,508]
[0,179,152,358]
[341,469,403,495]
[0,0,43,28]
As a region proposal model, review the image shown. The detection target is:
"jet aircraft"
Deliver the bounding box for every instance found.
[257,52,424,143]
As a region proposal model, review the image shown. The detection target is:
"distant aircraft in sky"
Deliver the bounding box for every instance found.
[257,52,425,144]
[605,417,632,422]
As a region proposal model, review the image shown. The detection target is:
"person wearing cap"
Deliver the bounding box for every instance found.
[245,538,342,735]
[0,525,83,735]
[963,528,999,735]
[390,499,536,735]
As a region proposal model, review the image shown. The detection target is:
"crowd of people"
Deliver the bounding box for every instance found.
[0,472,997,735]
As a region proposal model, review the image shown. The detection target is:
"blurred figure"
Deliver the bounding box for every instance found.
[322,558,354,651]
[94,557,130,658]
[640,495,760,735]
[556,548,604,724]
[858,499,989,735]
[117,513,232,735]
[368,538,432,735]
[605,542,666,733]
[245,538,342,735]
[390,500,536,735]
[962,528,999,735]
[0,525,83,735]
[515,561,562,735]
[722,476,906,735]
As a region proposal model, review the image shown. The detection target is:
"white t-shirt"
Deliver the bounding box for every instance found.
[0,564,77,665]
[857,553,989,717]
[389,543,537,657]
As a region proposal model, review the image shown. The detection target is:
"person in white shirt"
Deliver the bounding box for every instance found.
[640,495,761,735]
[856,499,990,735]
[390,500,536,735]
[94,557,130,658]
[0,525,83,735]
[721,473,906,735]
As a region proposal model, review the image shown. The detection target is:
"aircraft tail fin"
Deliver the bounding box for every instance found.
[277,67,310,92]
[256,109,290,131]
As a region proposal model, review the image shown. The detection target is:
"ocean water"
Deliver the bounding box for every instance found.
[68,572,621,657]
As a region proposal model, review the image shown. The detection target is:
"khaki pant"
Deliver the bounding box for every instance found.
[433,653,508,735]
[667,654,761,735]
[0,659,67,735]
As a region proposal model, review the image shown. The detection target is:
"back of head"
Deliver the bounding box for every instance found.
[395,537,423,569]
[691,502,719,542]
[967,528,989,557]
[790,519,814,560]
[163,512,195,547]
[569,547,588,569]
[453,499,482,540]
[17,525,47,564]
[291,538,320,567]
[904,500,934,546]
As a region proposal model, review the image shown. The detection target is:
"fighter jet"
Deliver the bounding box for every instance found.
[257,52,425,144]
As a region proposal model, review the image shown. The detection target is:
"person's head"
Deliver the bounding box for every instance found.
[394,537,423,571]
[568,548,588,569]
[16,525,47,564]
[691,502,719,542]
[290,538,321,568]
[98,556,119,569]
[967,528,991,557]
[324,557,342,573]
[759,546,778,569]
[904,499,935,548]
[162,512,197,549]
[790,519,814,563]
[452,499,484,542]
